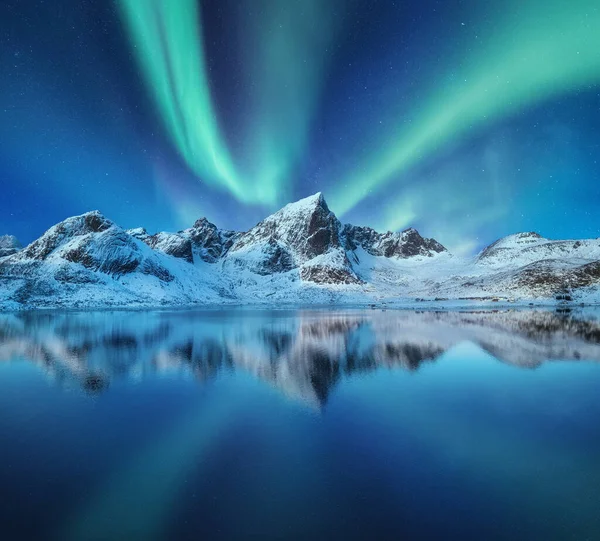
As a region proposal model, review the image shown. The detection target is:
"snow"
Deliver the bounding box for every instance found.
[0,234,20,250]
[478,232,600,268]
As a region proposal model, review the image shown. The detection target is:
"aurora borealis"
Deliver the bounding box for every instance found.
[1,0,599,253]
[118,0,341,208]
[329,0,600,215]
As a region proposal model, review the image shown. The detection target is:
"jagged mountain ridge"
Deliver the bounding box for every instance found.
[0,192,599,309]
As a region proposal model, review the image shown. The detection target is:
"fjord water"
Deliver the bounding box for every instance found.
[1,308,599,541]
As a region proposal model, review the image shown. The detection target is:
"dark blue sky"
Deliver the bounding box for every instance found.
[1,0,599,254]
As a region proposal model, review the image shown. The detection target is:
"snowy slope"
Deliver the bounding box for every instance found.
[478,231,600,268]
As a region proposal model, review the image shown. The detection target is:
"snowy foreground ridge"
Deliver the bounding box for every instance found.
[1,193,599,309]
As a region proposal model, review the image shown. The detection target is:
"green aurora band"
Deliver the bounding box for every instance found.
[119,0,339,208]
[118,0,247,201]
[67,387,243,541]
[232,0,341,206]
[329,0,600,219]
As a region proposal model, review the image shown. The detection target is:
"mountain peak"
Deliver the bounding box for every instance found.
[480,231,547,260]
[44,210,113,235]
[0,234,20,248]
[191,217,215,230]
[229,191,342,268]
[21,210,114,261]
[278,192,329,216]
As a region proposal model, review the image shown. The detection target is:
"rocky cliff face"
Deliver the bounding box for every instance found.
[231,193,341,261]
[128,219,236,264]
[184,218,238,263]
[344,224,446,259]
[142,231,193,264]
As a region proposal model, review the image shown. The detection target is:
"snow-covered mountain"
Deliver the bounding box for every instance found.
[0,193,599,309]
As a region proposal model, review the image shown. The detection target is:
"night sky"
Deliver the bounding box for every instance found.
[1,0,599,254]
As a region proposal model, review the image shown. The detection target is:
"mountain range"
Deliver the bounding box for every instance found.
[1,192,599,309]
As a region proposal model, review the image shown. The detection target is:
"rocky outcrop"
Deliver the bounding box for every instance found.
[0,235,21,258]
[184,218,237,263]
[344,224,446,258]
[128,220,236,264]
[143,232,193,263]
[21,211,112,261]
[300,263,361,285]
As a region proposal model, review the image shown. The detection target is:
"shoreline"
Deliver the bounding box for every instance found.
[2,297,599,315]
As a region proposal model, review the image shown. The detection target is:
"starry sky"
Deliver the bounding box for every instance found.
[1,0,599,254]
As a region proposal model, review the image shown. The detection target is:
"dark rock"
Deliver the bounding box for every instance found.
[82,374,108,394]
[513,261,567,293]
[300,263,362,285]
[246,238,294,275]
[186,218,237,262]
[570,261,600,288]
[139,259,174,282]
[54,265,103,284]
[343,224,446,258]
[63,229,142,277]
[144,232,193,263]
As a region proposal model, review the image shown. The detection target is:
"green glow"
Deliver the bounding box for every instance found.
[371,154,511,254]
[234,0,341,204]
[118,0,252,203]
[330,0,600,217]
[67,389,243,541]
[119,0,340,208]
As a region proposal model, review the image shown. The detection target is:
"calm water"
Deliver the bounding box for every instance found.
[1,308,600,541]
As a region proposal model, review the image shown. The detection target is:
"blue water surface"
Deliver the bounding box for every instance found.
[0,308,599,541]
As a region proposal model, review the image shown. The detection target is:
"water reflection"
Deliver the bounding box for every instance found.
[1,308,599,405]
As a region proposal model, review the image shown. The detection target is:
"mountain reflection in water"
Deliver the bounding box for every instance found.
[1,308,599,405]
